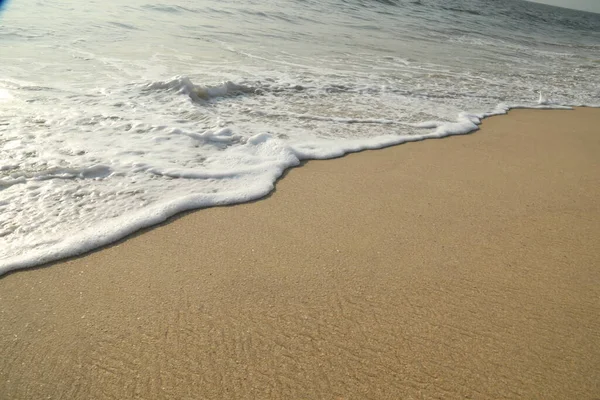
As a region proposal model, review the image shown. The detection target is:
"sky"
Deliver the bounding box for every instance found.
[526,0,600,13]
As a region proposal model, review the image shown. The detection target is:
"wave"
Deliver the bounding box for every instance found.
[141,4,200,14]
[143,76,259,102]
[1,95,588,277]
[441,6,482,16]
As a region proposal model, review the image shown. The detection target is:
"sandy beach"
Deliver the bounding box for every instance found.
[1,107,599,399]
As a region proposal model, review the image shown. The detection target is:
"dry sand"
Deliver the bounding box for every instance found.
[1,108,599,399]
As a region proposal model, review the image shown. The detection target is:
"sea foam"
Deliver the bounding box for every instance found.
[0,77,583,276]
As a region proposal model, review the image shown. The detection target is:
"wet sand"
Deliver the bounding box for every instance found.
[1,107,599,399]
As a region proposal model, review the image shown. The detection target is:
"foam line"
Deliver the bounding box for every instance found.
[1,101,596,276]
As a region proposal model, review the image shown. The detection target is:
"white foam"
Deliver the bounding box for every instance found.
[144,76,257,101]
[1,77,594,276]
[0,89,13,102]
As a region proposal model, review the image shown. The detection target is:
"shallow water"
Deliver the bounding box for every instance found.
[1,0,599,273]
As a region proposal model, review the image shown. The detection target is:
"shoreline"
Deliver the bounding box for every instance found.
[1,107,599,399]
[1,105,594,276]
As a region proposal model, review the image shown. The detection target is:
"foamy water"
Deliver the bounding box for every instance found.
[1,0,599,274]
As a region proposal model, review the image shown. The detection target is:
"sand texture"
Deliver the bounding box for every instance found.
[1,108,599,399]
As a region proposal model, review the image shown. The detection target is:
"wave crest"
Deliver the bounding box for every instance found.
[143,76,258,101]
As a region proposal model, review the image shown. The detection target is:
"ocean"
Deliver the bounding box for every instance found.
[1,0,599,274]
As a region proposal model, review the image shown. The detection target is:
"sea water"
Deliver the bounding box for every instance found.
[1,0,599,274]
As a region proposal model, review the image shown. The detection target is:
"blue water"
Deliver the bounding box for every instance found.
[0,0,599,274]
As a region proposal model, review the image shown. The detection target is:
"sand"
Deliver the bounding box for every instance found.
[1,108,599,399]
